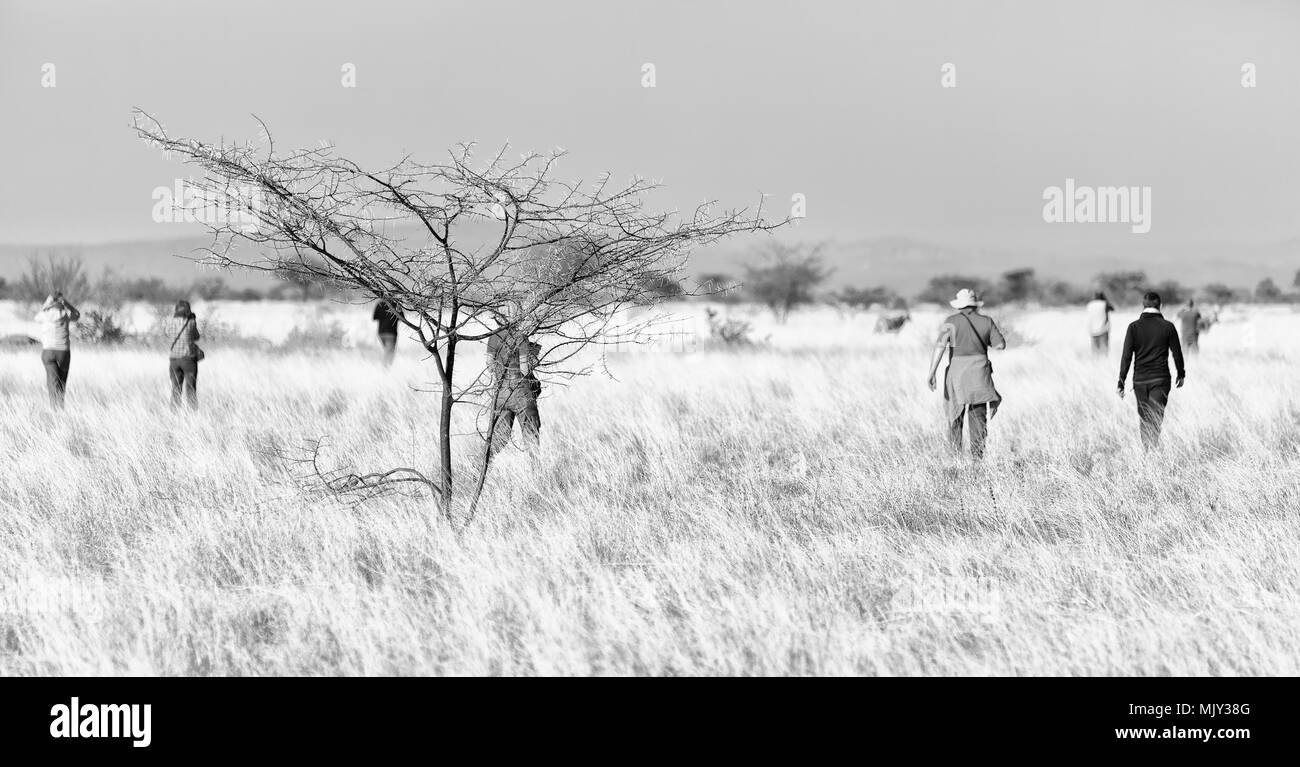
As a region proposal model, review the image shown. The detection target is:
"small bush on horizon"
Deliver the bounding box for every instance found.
[75,310,129,345]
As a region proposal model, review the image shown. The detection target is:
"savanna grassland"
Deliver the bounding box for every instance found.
[2,300,1299,675]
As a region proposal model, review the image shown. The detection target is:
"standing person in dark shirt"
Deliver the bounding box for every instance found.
[1118,291,1186,450]
[372,300,402,367]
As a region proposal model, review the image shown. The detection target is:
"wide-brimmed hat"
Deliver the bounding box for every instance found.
[949,288,983,309]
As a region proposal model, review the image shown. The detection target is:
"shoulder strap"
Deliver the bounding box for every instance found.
[956,312,988,353]
[171,317,190,350]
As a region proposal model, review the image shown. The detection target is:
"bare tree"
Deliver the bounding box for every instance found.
[191,275,228,301]
[133,110,783,523]
[742,241,831,322]
[16,253,91,304]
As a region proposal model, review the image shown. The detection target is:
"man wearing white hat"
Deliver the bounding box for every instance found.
[926,288,1006,459]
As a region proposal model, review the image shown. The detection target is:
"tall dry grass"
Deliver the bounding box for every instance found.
[1,302,1298,675]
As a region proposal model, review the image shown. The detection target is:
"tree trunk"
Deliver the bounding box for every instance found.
[464,373,508,529]
[436,340,457,517]
[463,418,497,529]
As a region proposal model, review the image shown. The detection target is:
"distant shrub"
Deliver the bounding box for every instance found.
[834,285,902,310]
[15,254,92,304]
[915,274,994,305]
[1151,279,1187,305]
[192,276,227,301]
[1038,280,1093,307]
[998,268,1037,303]
[741,243,831,322]
[282,321,348,350]
[1094,270,1148,305]
[1255,278,1283,302]
[226,287,265,301]
[76,311,129,345]
[268,270,339,301]
[1201,283,1245,305]
[704,308,759,348]
[116,276,174,303]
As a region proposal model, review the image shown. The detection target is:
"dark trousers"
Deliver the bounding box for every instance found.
[1133,381,1170,450]
[949,403,988,459]
[41,349,70,408]
[170,356,199,409]
[1182,335,1199,354]
[378,333,397,366]
[489,398,541,457]
[1090,333,1109,354]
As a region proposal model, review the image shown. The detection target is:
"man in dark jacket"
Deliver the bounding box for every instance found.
[1118,291,1186,450]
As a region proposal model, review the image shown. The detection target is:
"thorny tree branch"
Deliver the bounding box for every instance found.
[269,437,440,506]
[136,109,787,523]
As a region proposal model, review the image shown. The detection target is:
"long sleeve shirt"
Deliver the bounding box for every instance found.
[1118,311,1185,386]
[1085,299,1115,336]
[34,303,80,350]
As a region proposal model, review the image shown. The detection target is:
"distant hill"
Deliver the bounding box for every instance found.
[0,219,503,291]
[692,236,1300,295]
[0,236,274,290]
[4,232,1298,297]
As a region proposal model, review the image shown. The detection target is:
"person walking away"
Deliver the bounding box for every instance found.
[35,293,80,409]
[1085,291,1115,355]
[1118,291,1185,451]
[485,324,542,458]
[1177,299,1202,354]
[927,289,1006,460]
[373,300,402,366]
[168,299,202,410]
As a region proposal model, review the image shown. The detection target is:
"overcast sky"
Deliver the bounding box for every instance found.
[2,0,1297,253]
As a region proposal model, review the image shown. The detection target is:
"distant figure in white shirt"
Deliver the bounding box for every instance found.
[34,292,81,408]
[1085,291,1115,355]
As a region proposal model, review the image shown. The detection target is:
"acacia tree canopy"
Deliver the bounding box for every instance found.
[133,110,784,520]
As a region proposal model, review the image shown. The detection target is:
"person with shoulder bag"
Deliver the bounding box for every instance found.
[926,289,1007,460]
[485,316,543,459]
[168,299,204,410]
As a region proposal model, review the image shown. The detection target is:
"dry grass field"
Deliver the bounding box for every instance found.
[2,300,1299,675]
